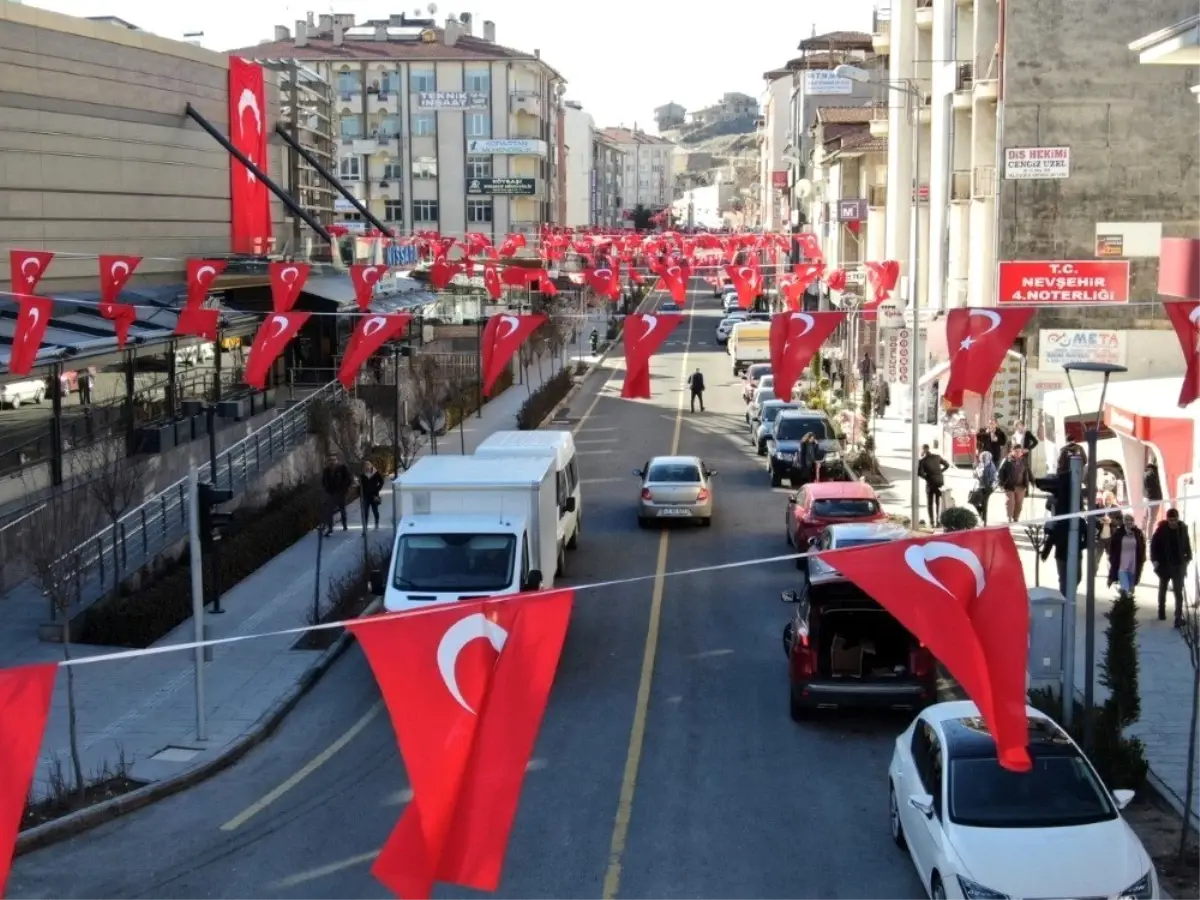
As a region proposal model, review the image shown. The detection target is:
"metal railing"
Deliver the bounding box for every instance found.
[52,380,347,609]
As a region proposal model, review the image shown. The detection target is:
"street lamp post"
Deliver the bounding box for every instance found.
[836,65,924,527]
[1062,360,1128,753]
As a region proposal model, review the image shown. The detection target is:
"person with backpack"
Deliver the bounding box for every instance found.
[970,450,998,525]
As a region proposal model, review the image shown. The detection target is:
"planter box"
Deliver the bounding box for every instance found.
[173,419,191,446]
[135,423,176,454]
[216,398,248,421]
[247,392,260,417]
[181,399,206,419]
[190,413,208,441]
[260,388,277,411]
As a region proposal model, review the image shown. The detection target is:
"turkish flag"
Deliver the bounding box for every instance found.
[776,311,845,403]
[621,312,683,400]
[9,250,54,295]
[349,590,573,899]
[777,275,803,310]
[481,313,546,397]
[725,264,761,310]
[585,267,620,299]
[8,295,53,376]
[429,258,463,290]
[268,261,311,313]
[865,260,900,302]
[1164,301,1200,407]
[350,264,390,310]
[175,307,220,342]
[824,530,1032,772]
[500,265,535,288]
[944,307,1034,407]
[338,313,411,388]
[825,268,847,292]
[245,311,310,388]
[482,265,503,300]
[97,254,141,348]
[228,57,272,254]
[657,263,689,305]
[794,232,824,262]
[0,663,57,897]
[185,259,227,310]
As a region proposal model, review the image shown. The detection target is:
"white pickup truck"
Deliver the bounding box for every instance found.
[381,455,560,613]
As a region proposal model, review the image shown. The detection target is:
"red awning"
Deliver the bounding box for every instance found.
[1103,402,1194,501]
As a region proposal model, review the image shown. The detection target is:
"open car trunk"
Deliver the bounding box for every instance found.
[816,606,917,680]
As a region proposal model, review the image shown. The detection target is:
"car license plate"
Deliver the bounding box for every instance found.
[659,508,691,517]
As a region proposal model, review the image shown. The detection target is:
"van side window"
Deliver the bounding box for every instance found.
[556,471,569,511]
[567,457,579,493]
[521,537,530,584]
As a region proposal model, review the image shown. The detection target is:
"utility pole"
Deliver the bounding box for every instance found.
[187,468,207,742]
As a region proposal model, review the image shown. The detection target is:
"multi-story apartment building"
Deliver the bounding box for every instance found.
[229,12,565,240]
[562,101,594,228]
[758,68,794,232]
[597,128,675,214]
[654,102,687,131]
[591,134,626,227]
[688,92,759,127]
[876,0,1200,383]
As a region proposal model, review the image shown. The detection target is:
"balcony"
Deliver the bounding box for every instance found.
[953,62,974,110]
[971,165,996,200]
[916,0,933,29]
[868,184,887,208]
[872,20,890,54]
[509,91,543,118]
[950,170,971,201]
[869,105,890,138]
[351,135,396,155]
[973,77,998,104]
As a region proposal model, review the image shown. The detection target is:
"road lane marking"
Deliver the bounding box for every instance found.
[269,850,380,890]
[581,477,626,485]
[686,648,734,660]
[219,700,383,831]
[576,437,620,444]
[601,289,697,900]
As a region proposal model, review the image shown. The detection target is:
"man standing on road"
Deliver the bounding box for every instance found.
[688,367,706,412]
[1150,507,1192,626]
[320,454,352,536]
[358,460,384,530]
[917,443,950,527]
[77,368,94,406]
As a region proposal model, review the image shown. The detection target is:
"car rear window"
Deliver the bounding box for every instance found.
[949,755,1116,828]
[763,404,795,423]
[811,498,880,517]
[647,463,701,483]
[774,417,831,441]
[747,364,770,379]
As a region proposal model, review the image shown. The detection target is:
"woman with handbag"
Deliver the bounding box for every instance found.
[970,451,998,525]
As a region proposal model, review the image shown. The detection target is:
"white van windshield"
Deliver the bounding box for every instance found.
[394,533,516,592]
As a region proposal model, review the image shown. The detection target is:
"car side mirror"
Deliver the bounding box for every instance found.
[632,469,643,477]
[368,571,385,597]
[564,496,577,513]
[909,794,935,819]
[780,589,800,603]
[705,469,717,477]
[1112,788,1135,810]
[786,494,797,505]
[524,569,544,592]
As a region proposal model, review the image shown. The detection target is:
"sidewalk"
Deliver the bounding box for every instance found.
[873,414,1199,821]
[9,383,528,806]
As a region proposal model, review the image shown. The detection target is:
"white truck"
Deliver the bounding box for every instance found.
[381,455,560,613]
[728,320,771,376]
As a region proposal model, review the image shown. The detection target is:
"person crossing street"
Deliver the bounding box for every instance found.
[688,367,706,412]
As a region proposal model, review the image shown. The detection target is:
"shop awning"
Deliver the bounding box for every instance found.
[918,360,950,389]
[1103,389,1194,502]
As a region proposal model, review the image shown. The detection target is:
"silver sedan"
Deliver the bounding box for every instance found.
[634,455,716,527]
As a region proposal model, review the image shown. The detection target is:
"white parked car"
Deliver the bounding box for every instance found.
[0,377,47,408]
[715,316,744,345]
[722,291,741,314]
[888,700,1158,900]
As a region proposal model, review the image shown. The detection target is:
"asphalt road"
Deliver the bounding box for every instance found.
[8,282,927,899]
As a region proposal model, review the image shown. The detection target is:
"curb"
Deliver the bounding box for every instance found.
[15,596,384,856]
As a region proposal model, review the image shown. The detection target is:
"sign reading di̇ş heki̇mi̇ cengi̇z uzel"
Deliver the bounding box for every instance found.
[996,260,1130,304]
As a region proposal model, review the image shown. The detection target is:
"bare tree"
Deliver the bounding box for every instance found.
[409,353,448,455]
[81,433,149,594]
[442,366,480,455]
[20,484,104,801]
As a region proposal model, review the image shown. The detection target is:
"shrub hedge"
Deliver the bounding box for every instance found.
[516,369,574,430]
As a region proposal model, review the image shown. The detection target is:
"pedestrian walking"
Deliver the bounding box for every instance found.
[997,447,1032,523]
[1149,507,1192,627]
[969,450,998,525]
[320,454,352,535]
[917,443,950,526]
[688,367,706,412]
[1143,456,1164,531]
[1107,513,1146,600]
[77,368,93,406]
[1010,420,1038,453]
[359,460,385,530]
[977,417,1007,463]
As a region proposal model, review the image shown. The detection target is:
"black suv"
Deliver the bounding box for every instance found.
[766,411,851,487]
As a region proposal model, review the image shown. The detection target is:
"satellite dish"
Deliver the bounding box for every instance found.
[797,179,813,199]
[427,3,437,14]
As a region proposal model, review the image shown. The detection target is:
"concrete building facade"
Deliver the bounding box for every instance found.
[562,101,594,228]
[590,134,625,227]
[597,128,675,213]
[654,102,687,131]
[230,12,565,241]
[0,1,286,293]
[758,70,794,232]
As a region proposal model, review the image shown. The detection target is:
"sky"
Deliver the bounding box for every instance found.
[27,0,874,130]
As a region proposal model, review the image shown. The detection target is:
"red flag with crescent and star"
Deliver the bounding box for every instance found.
[1164,301,1200,407]
[482,264,503,301]
[337,313,412,388]
[350,264,390,310]
[97,254,141,349]
[175,307,220,342]
[228,57,272,254]
[8,295,53,376]
[823,530,1031,772]
[8,250,54,295]
[268,261,311,314]
[480,313,545,397]
[657,263,690,305]
[185,259,228,310]
[943,307,1034,407]
[621,312,683,400]
[775,311,845,403]
[245,311,310,389]
[347,590,573,900]
[725,263,761,310]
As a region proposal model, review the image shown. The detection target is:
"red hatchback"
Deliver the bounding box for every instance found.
[785,481,885,557]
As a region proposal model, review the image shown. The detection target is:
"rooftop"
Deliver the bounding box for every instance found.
[797,30,875,52]
[828,131,888,160]
[815,105,883,124]
[598,127,675,146]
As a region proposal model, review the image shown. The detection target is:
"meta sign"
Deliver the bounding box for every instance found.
[997,260,1130,305]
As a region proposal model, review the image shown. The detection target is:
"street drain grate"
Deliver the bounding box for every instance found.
[150,746,202,763]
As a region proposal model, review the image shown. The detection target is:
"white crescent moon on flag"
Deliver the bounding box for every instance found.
[269,315,289,339]
[362,316,387,337]
[237,88,262,134]
[20,258,39,279]
[363,267,383,284]
[280,266,299,284]
[436,612,508,714]
[903,542,987,602]
[666,266,680,278]
[596,268,611,280]
[196,264,216,285]
[739,267,752,280]
[1189,306,1200,327]
[790,313,815,338]
[25,306,40,332]
[110,260,130,280]
[967,308,1002,336]
[499,315,519,339]
[641,314,658,338]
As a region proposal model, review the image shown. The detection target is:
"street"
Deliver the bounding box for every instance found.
[8,282,926,899]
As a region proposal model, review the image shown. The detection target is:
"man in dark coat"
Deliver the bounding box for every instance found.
[916,443,950,526]
[977,418,1006,463]
[1150,507,1192,626]
[688,367,706,412]
[358,460,385,530]
[321,454,352,536]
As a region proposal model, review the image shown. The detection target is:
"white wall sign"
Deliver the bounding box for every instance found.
[885,328,912,385]
[466,138,548,155]
[1004,146,1070,180]
[1038,329,1127,368]
[804,71,853,96]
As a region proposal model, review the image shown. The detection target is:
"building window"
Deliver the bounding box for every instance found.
[412,112,436,136]
[466,199,493,224]
[464,65,490,94]
[413,200,439,222]
[466,155,492,178]
[413,156,438,179]
[383,159,403,180]
[380,71,402,94]
[385,200,404,220]
[339,157,362,180]
[379,115,402,137]
[337,71,361,97]
[339,115,363,139]
[410,66,435,92]
[465,112,491,138]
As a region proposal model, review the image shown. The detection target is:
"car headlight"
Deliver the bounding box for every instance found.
[1119,871,1153,899]
[955,876,1008,900]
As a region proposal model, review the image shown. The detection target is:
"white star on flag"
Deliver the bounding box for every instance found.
[959,335,976,350]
